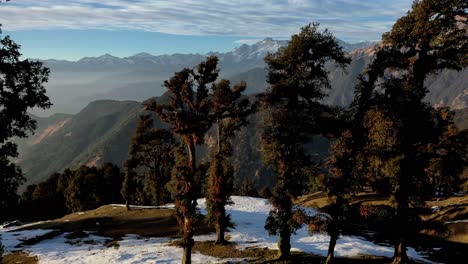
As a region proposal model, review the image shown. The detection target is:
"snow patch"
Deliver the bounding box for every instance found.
[0,196,436,263]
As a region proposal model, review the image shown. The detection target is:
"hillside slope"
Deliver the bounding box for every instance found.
[17,95,333,188]
[17,100,143,184]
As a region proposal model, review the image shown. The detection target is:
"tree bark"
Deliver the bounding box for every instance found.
[325,234,338,264]
[217,120,221,153]
[277,230,291,259]
[181,138,196,264]
[216,225,225,244]
[392,240,409,264]
[187,138,196,173]
[182,243,192,264]
[125,199,130,211]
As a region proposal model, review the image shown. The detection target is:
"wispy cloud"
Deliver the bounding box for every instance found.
[0,0,413,42]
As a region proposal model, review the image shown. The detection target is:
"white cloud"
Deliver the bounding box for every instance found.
[0,0,413,42]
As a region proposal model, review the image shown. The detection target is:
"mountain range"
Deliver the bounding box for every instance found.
[17,39,467,188]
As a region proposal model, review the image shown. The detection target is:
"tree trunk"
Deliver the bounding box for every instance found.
[182,243,192,264]
[181,138,196,264]
[277,230,291,259]
[187,138,196,173]
[216,225,225,244]
[217,120,221,153]
[325,234,338,264]
[125,199,130,211]
[392,240,409,264]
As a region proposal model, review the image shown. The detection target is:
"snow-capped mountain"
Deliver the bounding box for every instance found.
[53,38,375,67]
[35,38,464,116]
[78,53,122,65]
[230,38,288,62]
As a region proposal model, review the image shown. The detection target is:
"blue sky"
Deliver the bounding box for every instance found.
[0,0,413,60]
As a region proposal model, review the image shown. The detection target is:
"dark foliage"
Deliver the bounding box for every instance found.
[0,26,51,220]
[346,1,467,263]
[261,23,350,259]
[122,115,176,208]
[18,163,123,220]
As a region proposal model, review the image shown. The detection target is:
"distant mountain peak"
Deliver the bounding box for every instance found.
[232,38,287,62]
[129,52,155,58]
[78,53,121,64]
[99,53,117,58]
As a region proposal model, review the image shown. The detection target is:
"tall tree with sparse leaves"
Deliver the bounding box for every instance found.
[206,79,255,244]
[261,23,350,259]
[145,56,218,264]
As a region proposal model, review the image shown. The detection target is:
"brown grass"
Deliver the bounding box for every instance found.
[191,241,392,264]
[17,205,213,239]
[2,251,38,264]
[297,192,468,244]
[295,192,391,209]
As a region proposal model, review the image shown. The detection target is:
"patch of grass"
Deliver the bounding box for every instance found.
[16,205,213,239]
[188,241,392,264]
[2,251,38,264]
[192,241,271,260]
[296,192,391,210]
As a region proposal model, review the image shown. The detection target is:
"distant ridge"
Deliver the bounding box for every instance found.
[34,38,465,116]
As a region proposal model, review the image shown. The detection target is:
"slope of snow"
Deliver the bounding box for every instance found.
[197,196,434,263]
[0,196,436,263]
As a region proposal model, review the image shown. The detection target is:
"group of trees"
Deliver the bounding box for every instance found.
[0,0,466,263]
[19,163,124,220]
[309,1,468,263]
[122,115,176,209]
[140,55,256,262]
[125,1,466,264]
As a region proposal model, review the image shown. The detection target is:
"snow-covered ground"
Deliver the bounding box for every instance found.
[1,196,436,263]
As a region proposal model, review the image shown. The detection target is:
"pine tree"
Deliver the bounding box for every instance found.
[322,128,355,264]
[349,1,467,262]
[145,56,219,264]
[122,158,139,210]
[64,164,123,212]
[0,26,51,218]
[206,79,255,244]
[123,114,176,207]
[261,23,350,259]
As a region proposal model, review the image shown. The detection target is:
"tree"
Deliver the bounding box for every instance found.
[261,23,350,259]
[123,115,176,208]
[65,163,123,212]
[145,56,219,264]
[121,159,139,210]
[349,1,467,262]
[426,107,467,196]
[206,79,255,244]
[320,128,356,264]
[0,26,51,218]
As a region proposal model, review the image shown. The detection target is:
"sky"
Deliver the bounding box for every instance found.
[0,0,413,60]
